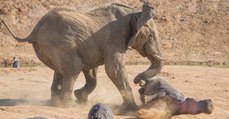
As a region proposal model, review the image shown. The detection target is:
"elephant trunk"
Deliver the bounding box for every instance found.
[134,56,163,84]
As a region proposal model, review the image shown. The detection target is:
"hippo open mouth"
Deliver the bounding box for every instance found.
[138,76,214,117]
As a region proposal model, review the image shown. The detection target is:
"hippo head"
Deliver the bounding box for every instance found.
[173,98,214,115]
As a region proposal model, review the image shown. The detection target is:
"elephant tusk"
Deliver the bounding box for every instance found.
[128,46,132,50]
[153,54,164,60]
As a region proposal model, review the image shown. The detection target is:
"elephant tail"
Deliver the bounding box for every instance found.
[1,20,33,43]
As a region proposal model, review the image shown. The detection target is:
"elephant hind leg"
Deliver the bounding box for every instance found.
[50,71,63,106]
[51,54,83,107]
[59,74,79,107]
[74,67,98,103]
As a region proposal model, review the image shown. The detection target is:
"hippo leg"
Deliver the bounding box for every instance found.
[173,98,214,115]
[139,87,167,105]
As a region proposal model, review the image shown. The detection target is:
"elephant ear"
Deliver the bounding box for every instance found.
[128,3,154,47]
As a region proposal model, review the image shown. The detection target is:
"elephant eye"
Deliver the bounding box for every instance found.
[148,34,153,39]
[148,30,155,40]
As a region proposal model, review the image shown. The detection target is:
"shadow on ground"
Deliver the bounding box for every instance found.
[0,99,50,106]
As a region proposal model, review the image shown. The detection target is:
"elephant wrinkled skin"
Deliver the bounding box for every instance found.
[2,3,163,109]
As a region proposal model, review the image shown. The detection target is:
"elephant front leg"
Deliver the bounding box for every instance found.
[105,54,137,111]
[50,71,63,106]
[74,67,98,103]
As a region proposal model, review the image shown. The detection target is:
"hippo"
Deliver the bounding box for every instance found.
[137,76,214,119]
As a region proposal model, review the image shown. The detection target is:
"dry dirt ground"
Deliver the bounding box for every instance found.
[0,65,228,119]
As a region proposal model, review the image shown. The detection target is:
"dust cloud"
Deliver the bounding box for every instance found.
[137,100,172,119]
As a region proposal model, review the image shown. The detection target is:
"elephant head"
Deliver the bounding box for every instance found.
[128,3,163,84]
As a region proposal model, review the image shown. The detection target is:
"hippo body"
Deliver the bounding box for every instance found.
[138,76,213,119]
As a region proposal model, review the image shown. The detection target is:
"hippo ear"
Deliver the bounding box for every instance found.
[128,3,154,48]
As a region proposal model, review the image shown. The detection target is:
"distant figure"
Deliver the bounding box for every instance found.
[88,103,113,119]
[12,57,20,68]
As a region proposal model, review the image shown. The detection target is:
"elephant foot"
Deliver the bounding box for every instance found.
[60,100,76,107]
[50,94,76,107]
[117,102,138,115]
[74,89,88,104]
[59,95,76,107]
[50,92,61,106]
[50,99,61,107]
[122,102,138,111]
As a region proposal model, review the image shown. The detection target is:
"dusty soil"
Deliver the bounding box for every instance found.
[0,65,228,119]
[0,1,228,118]
[0,0,228,66]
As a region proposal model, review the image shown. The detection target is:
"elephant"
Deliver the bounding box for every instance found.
[1,2,163,109]
[137,76,213,119]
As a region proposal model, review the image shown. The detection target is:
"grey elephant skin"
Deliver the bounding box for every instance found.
[2,3,163,108]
